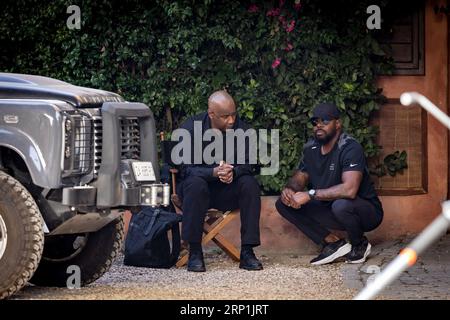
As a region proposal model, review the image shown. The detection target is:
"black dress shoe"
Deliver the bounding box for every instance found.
[187,251,206,272]
[239,248,263,271]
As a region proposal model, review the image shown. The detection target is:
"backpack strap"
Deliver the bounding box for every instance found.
[144,208,160,236]
[169,221,181,265]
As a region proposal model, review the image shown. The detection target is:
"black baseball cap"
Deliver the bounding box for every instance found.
[311,102,341,120]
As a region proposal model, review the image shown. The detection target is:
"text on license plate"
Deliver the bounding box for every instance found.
[132,162,156,181]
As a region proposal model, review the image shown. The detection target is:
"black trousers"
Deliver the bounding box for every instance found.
[177,175,261,246]
[275,197,383,246]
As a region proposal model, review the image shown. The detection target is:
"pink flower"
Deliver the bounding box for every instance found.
[248,4,259,13]
[286,20,295,33]
[266,8,281,17]
[279,0,285,8]
[272,58,281,69]
[294,1,302,11]
[284,43,294,51]
[278,15,286,25]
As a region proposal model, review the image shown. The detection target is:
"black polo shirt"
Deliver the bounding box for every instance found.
[177,112,257,181]
[298,133,383,215]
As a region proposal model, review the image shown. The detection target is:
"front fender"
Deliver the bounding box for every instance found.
[0,99,67,188]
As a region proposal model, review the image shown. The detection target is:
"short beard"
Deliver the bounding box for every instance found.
[315,129,337,145]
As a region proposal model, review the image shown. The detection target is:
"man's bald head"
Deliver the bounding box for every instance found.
[207,90,237,131]
[208,90,236,112]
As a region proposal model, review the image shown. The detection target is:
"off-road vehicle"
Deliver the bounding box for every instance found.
[0,73,165,299]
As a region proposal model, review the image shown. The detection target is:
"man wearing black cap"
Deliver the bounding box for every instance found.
[275,102,383,265]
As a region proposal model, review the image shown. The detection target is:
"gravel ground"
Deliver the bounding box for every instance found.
[11,237,450,300]
[13,252,357,300]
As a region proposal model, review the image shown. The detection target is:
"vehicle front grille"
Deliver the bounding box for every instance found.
[120,118,140,160]
[72,114,94,175]
[91,116,141,178]
[93,116,102,177]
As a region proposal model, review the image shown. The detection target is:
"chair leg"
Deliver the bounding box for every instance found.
[176,250,189,268]
[201,212,236,244]
[210,232,240,261]
[175,210,240,268]
[202,211,240,261]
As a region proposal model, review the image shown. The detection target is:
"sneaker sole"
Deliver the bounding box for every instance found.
[311,243,352,266]
[347,243,372,264]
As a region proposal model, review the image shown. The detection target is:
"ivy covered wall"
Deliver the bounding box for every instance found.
[0,0,392,193]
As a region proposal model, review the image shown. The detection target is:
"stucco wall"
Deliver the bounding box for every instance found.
[374,0,448,239]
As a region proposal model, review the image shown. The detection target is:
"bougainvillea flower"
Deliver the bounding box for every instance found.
[272,58,281,69]
[284,43,294,51]
[248,4,259,13]
[286,20,295,32]
[266,8,281,17]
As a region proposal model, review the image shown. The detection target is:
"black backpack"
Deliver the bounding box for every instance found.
[124,207,182,268]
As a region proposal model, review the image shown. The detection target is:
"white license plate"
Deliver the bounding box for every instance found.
[132,162,156,181]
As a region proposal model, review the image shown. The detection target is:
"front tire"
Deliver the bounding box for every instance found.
[0,171,44,300]
[30,217,124,287]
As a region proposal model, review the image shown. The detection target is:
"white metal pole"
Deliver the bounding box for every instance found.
[354,208,450,300]
[400,92,450,130]
[354,92,450,300]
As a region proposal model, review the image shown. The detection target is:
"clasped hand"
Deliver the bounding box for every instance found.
[215,161,234,184]
[281,188,310,209]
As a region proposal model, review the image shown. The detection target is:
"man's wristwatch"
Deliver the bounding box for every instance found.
[308,189,316,200]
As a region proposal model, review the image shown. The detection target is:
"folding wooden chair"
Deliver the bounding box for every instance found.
[160,133,240,267]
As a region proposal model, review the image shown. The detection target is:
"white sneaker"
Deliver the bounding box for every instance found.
[346,237,371,264]
[310,239,352,265]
